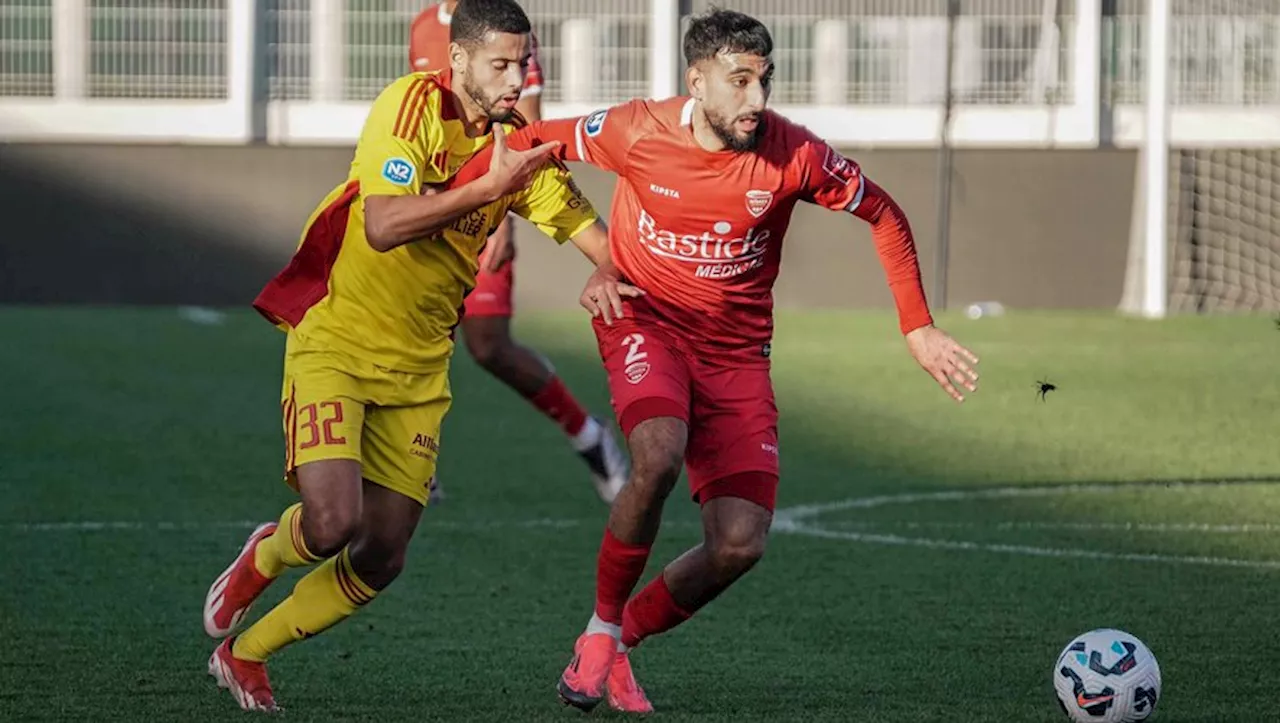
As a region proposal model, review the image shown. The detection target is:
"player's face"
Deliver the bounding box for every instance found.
[451,32,531,122]
[693,52,773,152]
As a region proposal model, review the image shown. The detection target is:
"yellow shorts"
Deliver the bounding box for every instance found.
[280,334,452,506]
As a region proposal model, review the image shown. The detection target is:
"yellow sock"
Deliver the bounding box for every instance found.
[253,503,321,579]
[233,547,376,662]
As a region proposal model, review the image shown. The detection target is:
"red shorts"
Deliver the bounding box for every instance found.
[462,243,514,318]
[595,318,780,510]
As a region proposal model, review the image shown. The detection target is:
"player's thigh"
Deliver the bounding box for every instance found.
[461,262,515,319]
[360,372,453,507]
[594,318,694,439]
[685,365,780,511]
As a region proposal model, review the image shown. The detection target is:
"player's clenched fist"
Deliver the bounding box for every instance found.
[482,123,562,199]
[905,325,980,403]
[579,262,645,325]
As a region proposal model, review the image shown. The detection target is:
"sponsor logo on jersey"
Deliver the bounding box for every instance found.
[650,183,680,199]
[745,189,773,218]
[821,146,859,186]
[382,157,416,186]
[635,208,771,280]
[584,109,607,137]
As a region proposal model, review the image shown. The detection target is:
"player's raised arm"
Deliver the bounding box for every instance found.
[798,134,979,402]
[355,79,561,252]
[448,100,649,189]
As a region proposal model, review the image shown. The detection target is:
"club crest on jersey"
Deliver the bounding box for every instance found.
[745,189,774,218]
[625,360,650,384]
[382,157,416,187]
[584,109,607,137]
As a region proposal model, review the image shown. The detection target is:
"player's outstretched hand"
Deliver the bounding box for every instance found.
[484,123,561,199]
[580,263,645,325]
[905,325,979,403]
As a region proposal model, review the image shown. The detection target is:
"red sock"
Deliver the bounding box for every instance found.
[529,375,588,436]
[595,529,652,624]
[621,574,693,649]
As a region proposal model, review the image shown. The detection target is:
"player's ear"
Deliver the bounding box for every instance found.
[448,41,468,73]
[686,64,704,100]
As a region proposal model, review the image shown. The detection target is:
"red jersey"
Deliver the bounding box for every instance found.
[449,97,933,366]
[408,3,543,97]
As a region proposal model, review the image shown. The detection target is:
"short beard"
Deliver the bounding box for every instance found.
[463,75,512,123]
[707,108,766,152]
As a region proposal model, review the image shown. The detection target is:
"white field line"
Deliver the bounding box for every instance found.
[11,479,1280,570]
[772,520,1280,571]
[775,478,1280,523]
[771,478,1280,570]
[815,520,1280,534]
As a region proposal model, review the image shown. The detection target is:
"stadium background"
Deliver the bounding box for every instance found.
[4,2,1280,722]
[4,0,1278,315]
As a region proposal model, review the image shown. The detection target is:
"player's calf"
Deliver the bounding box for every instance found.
[666,492,773,612]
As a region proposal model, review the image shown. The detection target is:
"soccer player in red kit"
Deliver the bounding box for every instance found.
[410,0,629,505]
[448,8,981,714]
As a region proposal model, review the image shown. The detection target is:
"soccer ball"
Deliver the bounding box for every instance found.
[1052,628,1161,722]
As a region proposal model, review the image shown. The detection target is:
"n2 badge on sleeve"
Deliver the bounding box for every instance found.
[382,158,416,187]
[584,109,607,137]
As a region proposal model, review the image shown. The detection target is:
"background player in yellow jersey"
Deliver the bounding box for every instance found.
[200,0,640,712]
[412,0,630,508]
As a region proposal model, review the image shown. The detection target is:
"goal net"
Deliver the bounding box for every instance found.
[1119,0,1280,316]
[1165,150,1280,313]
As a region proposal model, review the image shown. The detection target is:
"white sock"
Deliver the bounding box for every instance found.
[616,639,630,653]
[584,612,621,639]
[570,416,602,452]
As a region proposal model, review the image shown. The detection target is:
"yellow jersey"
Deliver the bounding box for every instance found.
[254,69,598,373]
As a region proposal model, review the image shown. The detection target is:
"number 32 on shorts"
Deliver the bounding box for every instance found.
[622,333,650,385]
[297,401,347,449]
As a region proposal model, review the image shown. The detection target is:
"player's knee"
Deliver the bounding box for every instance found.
[465,334,501,370]
[301,507,359,559]
[346,534,409,590]
[630,447,683,498]
[463,323,511,372]
[707,533,768,579]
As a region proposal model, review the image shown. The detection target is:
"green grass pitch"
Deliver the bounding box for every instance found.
[1,306,1278,722]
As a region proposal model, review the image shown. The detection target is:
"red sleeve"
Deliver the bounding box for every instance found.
[797,133,933,335]
[857,180,934,335]
[446,102,646,189]
[558,100,646,173]
[444,118,581,189]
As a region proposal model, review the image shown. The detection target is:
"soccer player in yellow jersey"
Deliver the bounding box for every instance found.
[199,0,639,712]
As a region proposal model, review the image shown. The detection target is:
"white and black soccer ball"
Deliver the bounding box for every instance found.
[1052,628,1161,723]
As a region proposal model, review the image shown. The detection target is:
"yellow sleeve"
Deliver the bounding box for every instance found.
[508,164,599,244]
[352,74,436,198]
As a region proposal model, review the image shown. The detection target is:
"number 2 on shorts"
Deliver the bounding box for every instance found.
[622,333,647,365]
[297,401,347,450]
